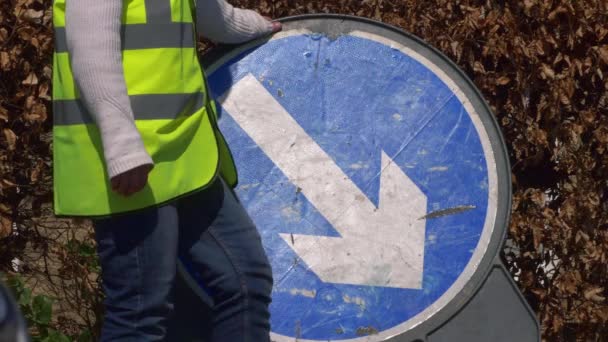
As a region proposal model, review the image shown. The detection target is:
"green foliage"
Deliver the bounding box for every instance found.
[41,330,71,342]
[3,274,94,342]
[65,238,101,274]
[75,330,93,342]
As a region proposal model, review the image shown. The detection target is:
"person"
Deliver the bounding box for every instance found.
[52,0,281,340]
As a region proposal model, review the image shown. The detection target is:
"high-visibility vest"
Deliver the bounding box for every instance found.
[52,0,237,217]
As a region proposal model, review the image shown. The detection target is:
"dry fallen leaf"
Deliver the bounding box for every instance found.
[38,83,50,100]
[30,162,41,182]
[584,288,605,302]
[24,102,47,122]
[25,95,35,109]
[0,28,8,43]
[22,72,38,85]
[0,215,12,239]
[3,128,17,150]
[42,65,52,79]
[30,36,39,48]
[16,26,34,41]
[540,63,556,79]
[597,45,608,65]
[0,203,10,215]
[496,76,511,85]
[0,106,7,122]
[0,51,9,69]
[22,9,43,21]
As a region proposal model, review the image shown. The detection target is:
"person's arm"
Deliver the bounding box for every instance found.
[65,0,153,196]
[196,0,281,44]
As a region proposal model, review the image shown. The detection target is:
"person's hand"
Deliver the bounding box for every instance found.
[110,164,153,197]
[263,16,282,34]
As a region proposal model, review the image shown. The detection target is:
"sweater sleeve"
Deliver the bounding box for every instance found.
[65,0,153,179]
[196,0,274,44]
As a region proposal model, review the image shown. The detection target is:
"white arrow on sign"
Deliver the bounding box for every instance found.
[219,74,427,289]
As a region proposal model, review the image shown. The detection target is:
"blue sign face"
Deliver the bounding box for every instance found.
[205,28,498,341]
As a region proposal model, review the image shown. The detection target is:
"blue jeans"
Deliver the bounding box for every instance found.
[93,178,273,341]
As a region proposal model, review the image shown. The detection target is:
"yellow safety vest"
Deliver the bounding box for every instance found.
[52,0,237,217]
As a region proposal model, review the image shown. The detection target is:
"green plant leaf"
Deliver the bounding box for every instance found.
[18,287,32,306]
[41,329,71,342]
[76,329,92,342]
[78,243,96,257]
[5,274,24,296]
[32,295,53,325]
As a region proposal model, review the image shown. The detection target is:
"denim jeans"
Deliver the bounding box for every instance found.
[93,178,273,342]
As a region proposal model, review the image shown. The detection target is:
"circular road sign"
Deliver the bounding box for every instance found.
[181,14,511,342]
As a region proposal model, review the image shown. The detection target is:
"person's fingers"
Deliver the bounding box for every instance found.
[127,165,152,196]
[132,168,147,195]
[118,172,132,196]
[271,21,282,33]
[124,169,141,196]
[111,176,121,193]
[143,163,153,176]
[263,16,282,33]
[111,164,153,197]
[116,175,129,196]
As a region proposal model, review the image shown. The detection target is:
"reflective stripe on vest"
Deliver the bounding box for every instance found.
[52,0,237,217]
[54,23,196,53]
[54,93,205,125]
